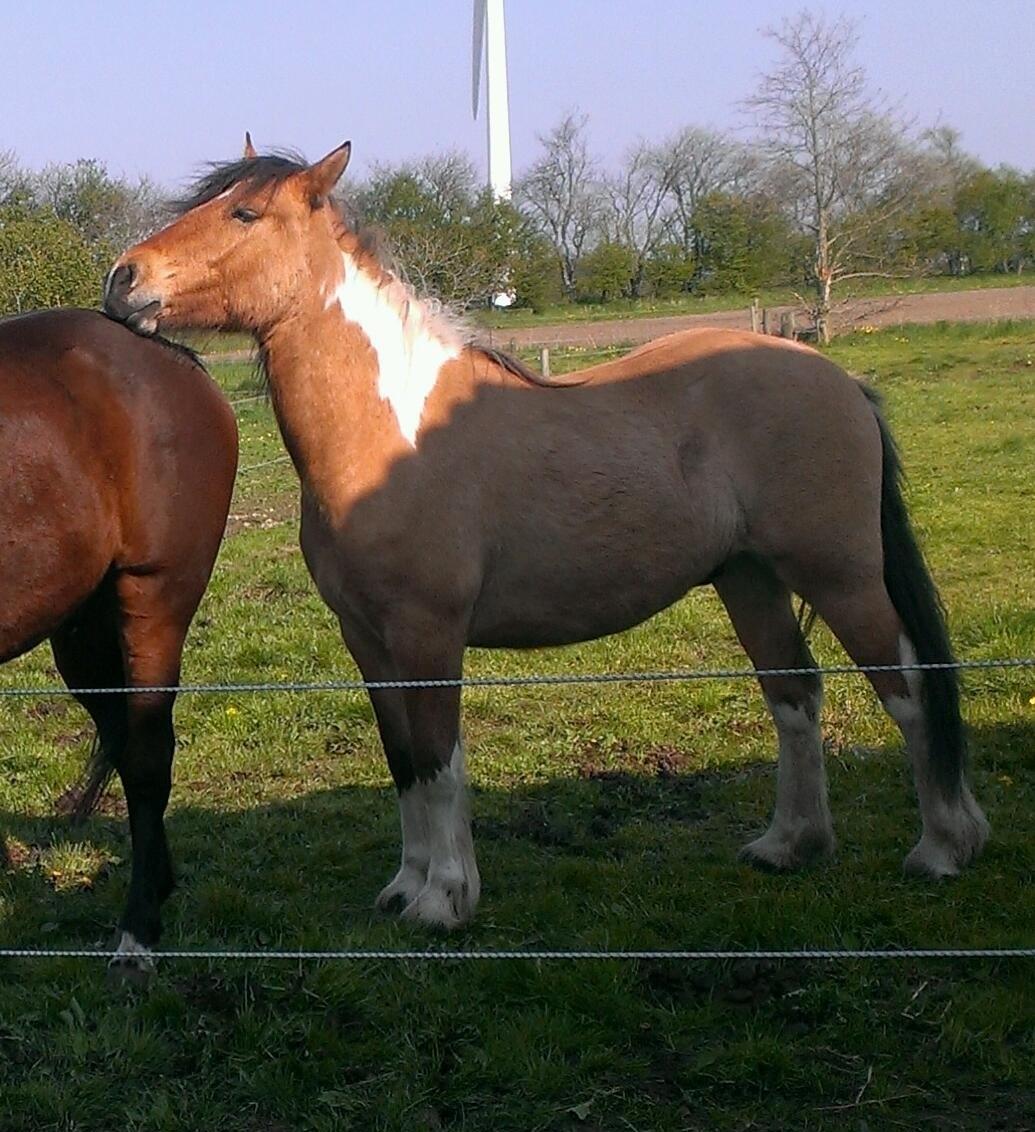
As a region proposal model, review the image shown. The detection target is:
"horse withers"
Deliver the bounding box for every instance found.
[104,140,988,931]
[0,308,238,973]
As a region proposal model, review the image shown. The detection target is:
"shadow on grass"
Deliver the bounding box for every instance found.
[0,713,1031,958]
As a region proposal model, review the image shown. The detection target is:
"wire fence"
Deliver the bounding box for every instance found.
[0,656,1032,699]
[1,946,1033,962]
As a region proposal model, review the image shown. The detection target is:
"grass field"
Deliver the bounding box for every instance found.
[0,321,1033,1130]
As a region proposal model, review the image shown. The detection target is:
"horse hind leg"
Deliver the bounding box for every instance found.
[50,580,129,819]
[714,556,835,870]
[805,578,988,877]
[106,571,193,979]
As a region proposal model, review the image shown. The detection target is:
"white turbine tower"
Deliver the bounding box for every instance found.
[472,0,512,202]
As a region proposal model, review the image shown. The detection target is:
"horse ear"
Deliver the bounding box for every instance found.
[243,132,257,159]
[306,142,351,206]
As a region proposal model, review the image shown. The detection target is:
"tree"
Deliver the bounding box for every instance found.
[601,142,673,298]
[355,154,544,309]
[654,128,757,283]
[578,241,637,302]
[514,112,603,298]
[34,158,164,258]
[693,191,800,292]
[0,205,100,314]
[745,11,918,342]
[954,167,1033,274]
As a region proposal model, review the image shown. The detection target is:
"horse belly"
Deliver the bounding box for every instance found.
[469,506,724,648]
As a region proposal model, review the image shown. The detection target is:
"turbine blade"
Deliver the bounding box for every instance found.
[472,0,486,117]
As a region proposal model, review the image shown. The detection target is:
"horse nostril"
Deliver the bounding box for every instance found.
[107,262,137,299]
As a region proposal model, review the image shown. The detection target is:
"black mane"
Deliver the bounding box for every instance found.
[172,152,308,215]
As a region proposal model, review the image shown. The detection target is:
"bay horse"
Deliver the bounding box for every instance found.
[104,141,988,931]
[0,308,237,969]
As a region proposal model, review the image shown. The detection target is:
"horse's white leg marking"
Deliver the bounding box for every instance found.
[740,690,836,870]
[376,787,431,913]
[108,930,156,978]
[885,636,989,878]
[401,742,480,929]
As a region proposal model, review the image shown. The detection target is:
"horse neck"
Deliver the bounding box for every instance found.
[257,247,465,509]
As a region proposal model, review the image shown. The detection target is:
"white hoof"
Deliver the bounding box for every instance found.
[401,872,475,931]
[905,790,990,878]
[739,823,836,872]
[376,864,428,916]
[107,931,156,984]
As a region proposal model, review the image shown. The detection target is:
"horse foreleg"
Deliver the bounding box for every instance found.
[714,557,834,870]
[390,632,479,930]
[337,618,429,914]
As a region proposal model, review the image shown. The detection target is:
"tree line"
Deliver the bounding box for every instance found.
[2,12,1033,340]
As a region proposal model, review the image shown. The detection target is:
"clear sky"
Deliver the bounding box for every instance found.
[3,0,1032,189]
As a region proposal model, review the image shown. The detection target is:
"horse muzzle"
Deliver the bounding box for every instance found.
[103,262,163,335]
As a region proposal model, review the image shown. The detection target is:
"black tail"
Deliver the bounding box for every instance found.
[862,386,966,799]
[55,733,117,823]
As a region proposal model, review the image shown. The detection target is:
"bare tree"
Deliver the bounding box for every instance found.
[655,128,753,263]
[601,142,674,296]
[745,11,917,342]
[515,112,603,298]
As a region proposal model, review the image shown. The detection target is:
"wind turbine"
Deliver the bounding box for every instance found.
[472,0,512,202]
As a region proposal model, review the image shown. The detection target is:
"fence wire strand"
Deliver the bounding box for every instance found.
[0,947,1032,962]
[0,656,1032,699]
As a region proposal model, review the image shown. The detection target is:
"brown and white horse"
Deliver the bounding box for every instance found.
[104,141,988,930]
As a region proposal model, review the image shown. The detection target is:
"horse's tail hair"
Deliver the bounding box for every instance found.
[55,733,117,823]
[862,385,966,800]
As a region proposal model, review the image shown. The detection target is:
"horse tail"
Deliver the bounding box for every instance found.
[862,385,966,800]
[55,733,117,822]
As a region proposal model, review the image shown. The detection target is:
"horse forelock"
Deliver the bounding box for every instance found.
[171,152,309,215]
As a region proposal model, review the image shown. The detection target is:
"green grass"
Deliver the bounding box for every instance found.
[1,322,1033,1129]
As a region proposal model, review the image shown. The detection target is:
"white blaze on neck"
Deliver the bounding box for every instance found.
[326,252,461,447]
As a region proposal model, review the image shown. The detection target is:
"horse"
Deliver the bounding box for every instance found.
[103,140,988,931]
[0,308,238,971]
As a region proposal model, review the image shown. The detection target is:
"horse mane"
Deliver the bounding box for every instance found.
[171,152,310,215]
[173,153,586,388]
[474,345,588,388]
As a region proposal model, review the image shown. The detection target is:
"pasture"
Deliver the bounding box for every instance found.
[0,321,1033,1130]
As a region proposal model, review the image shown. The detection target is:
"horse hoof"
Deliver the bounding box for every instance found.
[106,931,156,986]
[739,826,835,872]
[376,867,427,916]
[904,793,990,879]
[107,952,156,987]
[400,880,469,931]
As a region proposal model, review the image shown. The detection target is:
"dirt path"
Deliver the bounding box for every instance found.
[204,284,1035,364]
[490,285,1035,350]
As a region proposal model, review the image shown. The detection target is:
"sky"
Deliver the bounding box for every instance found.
[3,0,1033,191]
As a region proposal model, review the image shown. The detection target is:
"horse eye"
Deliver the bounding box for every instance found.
[231,206,260,224]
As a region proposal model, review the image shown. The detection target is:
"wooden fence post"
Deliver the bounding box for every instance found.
[750,299,761,334]
[540,347,550,377]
